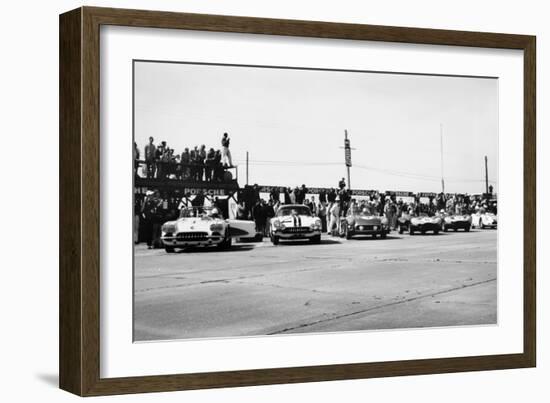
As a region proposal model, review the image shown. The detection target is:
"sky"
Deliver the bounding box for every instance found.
[134,61,498,194]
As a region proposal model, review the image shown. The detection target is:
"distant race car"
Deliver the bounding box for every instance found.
[339,207,389,239]
[407,213,442,235]
[442,214,472,232]
[160,206,255,252]
[471,212,498,229]
[270,204,322,245]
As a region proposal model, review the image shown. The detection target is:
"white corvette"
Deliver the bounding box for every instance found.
[471,212,498,229]
[270,204,322,245]
[160,206,255,252]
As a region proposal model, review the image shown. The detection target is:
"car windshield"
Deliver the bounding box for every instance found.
[349,206,371,216]
[179,207,223,219]
[277,206,311,217]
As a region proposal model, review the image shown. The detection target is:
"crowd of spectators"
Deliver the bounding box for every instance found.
[134,132,234,182]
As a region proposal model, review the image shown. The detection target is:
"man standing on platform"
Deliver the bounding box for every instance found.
[144,137,156,178]
[221,132,233,167]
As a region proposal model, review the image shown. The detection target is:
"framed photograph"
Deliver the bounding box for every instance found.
[59,6,536,396]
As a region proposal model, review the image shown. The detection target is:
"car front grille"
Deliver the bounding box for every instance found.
[282,226,311,234]
[356,225,375,231]
[176,232,208,241]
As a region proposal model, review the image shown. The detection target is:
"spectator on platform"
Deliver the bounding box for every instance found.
[180,148,190,179]
[144,137,156,178]
[213,150,224,182]
[221,132,233,167]
[197,145,206,181]
[155,141,167,179]
[133,142,140,177]
[205,147,216,182]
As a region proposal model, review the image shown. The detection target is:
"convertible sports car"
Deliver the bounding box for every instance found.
[160,206,255,252]
[339,207,390,239]
[471,212,498,229]
[270,204,322,245]
[408,213,442,235]
[442,213,472,232]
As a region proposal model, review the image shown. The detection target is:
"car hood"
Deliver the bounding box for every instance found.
[174,217,225,232]
[348,215,384,225]
[277,215,317,227]
[445,215,472,222]
[411,216,441,224]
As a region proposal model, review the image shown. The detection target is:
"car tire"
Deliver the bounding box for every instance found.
[409,226,415,235]
[271,235,279,245]
[339,223,346,238]
[165,246,176,253]
[345,226,352,240]
[310,235,321,244]
[218,229,232,249]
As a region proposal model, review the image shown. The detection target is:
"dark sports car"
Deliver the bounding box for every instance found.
[339,207,390,239]
[399,213,442,235]
[442,214,472,232]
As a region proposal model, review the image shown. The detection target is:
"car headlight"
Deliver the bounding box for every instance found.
[311,219,322,230]
[210,223,224,231]
[273,219,281,229]
[162,223,176,233]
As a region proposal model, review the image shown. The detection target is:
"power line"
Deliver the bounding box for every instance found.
[233,158,495,184]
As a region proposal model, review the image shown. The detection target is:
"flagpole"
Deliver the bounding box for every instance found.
[440,123,445,194]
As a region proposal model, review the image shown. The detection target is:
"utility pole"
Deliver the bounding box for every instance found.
[343,129,354,189]
[484,155,489,195]
[339,130,355,189]
[246,151,249,185]
[440,123,445,194]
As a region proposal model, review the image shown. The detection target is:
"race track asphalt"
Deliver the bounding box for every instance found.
[133,229,497,341]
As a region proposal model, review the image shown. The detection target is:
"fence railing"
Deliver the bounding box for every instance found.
[135,160,238,183]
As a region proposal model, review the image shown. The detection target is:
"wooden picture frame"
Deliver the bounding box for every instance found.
[59,6,536,396]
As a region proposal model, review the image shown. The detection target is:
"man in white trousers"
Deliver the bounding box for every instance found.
[221,132,233,167]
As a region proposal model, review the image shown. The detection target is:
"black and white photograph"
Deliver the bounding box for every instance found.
[132,60,498,342]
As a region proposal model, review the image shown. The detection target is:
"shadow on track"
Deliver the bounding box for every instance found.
[174,244,256,254]
[344,235,404,241]
[272,238,342,246]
